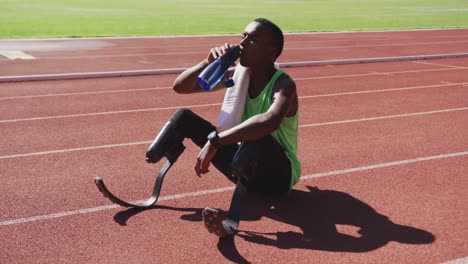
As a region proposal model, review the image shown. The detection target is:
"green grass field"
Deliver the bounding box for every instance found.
[1,0,467,38]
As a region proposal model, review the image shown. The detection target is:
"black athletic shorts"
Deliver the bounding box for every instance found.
[170,108,292,195]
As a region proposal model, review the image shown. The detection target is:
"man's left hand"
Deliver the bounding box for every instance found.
[195,141,218,177]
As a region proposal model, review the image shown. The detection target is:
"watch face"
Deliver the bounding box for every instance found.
[208,131,220,148]
[208,131,217,140]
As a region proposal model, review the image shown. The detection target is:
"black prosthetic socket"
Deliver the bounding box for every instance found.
[146,120,184,163]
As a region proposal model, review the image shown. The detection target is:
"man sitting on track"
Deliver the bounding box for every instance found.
[148,18,301,237]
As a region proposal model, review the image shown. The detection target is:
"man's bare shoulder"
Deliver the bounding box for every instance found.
[274,71,296,95]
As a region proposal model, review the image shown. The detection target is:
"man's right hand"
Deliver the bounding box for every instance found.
[207,43,234,64]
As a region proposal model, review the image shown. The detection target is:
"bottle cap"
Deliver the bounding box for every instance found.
[224,77,235,87]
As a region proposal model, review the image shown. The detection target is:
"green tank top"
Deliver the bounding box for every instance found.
[241,69,301,189]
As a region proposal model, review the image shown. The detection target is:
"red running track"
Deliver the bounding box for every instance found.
[0,29,467,263]
[1,28,468,76]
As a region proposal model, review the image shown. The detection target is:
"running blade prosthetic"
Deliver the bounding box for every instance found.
[94,142,185,208]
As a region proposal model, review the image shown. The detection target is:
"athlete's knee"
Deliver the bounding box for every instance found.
[230,141,261,182]
[170,108,194,124]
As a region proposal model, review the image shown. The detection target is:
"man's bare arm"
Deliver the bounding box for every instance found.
[216,75,297,144]
[172,59,210,94]
[172,44,234,94]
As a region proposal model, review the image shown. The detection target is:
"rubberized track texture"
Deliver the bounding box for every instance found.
[0,29,467,264]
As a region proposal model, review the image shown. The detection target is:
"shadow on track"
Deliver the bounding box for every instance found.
[113,204,202,226]
[114,205,250,263]
[232,186,435,253]
[112,185,435,263]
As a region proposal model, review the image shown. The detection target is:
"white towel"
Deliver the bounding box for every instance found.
[216,64,250,131]
[216,63,280,131]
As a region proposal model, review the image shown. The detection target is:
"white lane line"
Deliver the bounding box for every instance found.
[412,60,465,69]
[294,67,468,81]
[3,54,468,83]
[1,81,467,123]
[0,50,35,60]
[24,37,421,51]
[0,141,151,160]
[301,151,468,180]
[0,86,172,100]
[21,36,468,52]
[287,40,468,50]
[24,40,468,60]
[299,82,468,99]
[443,257,468,264]
[0,151,466,227]
[0,103,222,124]
[1,65,467,100]
[1,107,466,161]
[299,107,468,128]
[0,186,235,227]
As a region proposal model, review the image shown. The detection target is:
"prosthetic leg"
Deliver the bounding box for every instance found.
[94,121,185,208]
[202,181,247,237]
[202,141,258,237]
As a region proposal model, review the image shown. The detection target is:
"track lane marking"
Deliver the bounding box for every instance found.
[299,82,468,99]
[23,40,468,60]
[287,40,468,50]
[0,151,466,226]
[0,141,151,160]
[0,86,173,100]
[1,83,467,123]
[294,67,468,81]
[443,257,468,264]
[412,60,464,69]
[0,107,466,160]
[21,35,468,51]
[0,50,35,60]
[3,54,467,83]
[0,103,222,123]
[2,66,468,100]
[299,107,468,128]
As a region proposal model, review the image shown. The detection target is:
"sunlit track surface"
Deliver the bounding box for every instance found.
[1,28,468,76]
[0,30,467,263]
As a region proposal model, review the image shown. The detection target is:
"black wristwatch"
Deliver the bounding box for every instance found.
[207,131,222,149]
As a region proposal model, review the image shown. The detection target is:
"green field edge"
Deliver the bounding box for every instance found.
[2,25,468,40]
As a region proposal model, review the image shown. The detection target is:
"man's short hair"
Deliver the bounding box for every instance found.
[254,18,284,59]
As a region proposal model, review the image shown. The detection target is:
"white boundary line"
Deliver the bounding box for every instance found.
[13,40,468,60]
[443,257,468,264]
[0,141,151,160]
[2,53,468,83]
[299,107,468,128]
[299,82,468,99]
[1,65,467,100]
[294,67,468,81]
[2,35,461,54]
[0,67,187,83]
[1,107,466,160]
[1,80,467,122]
[2,80,466,101]
[16,36,462,51]
[0,150,466,226]
[1,28,467,41]
[0,102,221,124]
[0,86,172,100]
[412,60,463,68]
[280,53,468,68]
[286,40,468,51]
[0,50,35,60]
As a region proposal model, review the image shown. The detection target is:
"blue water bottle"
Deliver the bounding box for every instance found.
[197,45,242,91]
